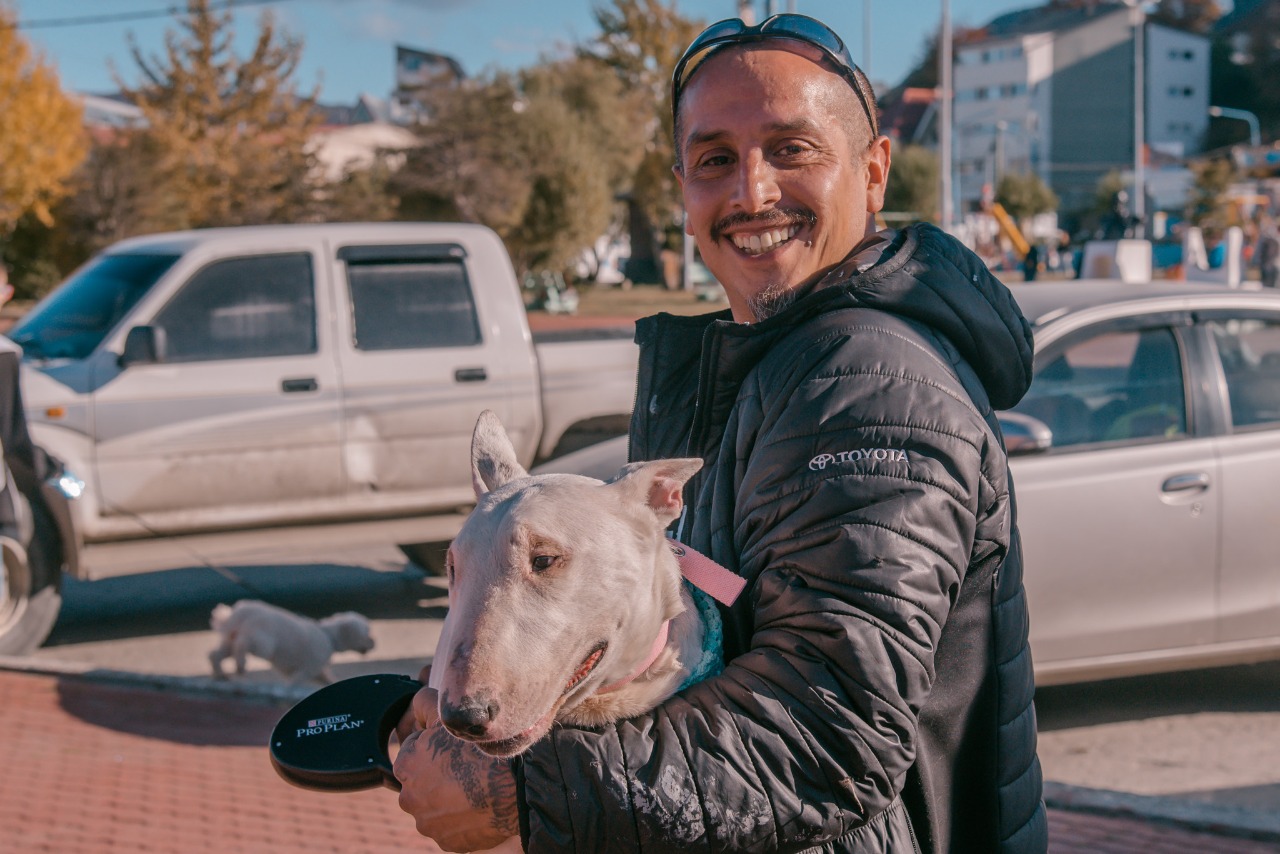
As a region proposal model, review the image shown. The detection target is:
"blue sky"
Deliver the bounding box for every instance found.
[13,0,1051,104]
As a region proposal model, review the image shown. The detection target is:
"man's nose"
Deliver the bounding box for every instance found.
[731,151,781,212]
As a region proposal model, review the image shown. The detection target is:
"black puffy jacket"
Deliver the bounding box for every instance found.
[515,224,1048,853]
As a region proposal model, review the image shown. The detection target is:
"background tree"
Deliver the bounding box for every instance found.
[394,54,645,278]
[587,0,703,282]
[0,5,87,240]
[116,0,321,229]
[881,144,939,223]
[996,172,1059,222]
[1185,156,1236,242]
[1148,0,1223,34]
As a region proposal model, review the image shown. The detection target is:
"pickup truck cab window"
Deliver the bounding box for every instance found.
[10,253,179,361]
[345,257,481,351]
[151,253,316,362]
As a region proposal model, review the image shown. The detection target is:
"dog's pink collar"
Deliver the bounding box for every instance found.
[596,541,744,695]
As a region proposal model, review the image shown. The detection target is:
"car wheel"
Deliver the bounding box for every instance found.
[0,523,62,655]
[397,542,450,577]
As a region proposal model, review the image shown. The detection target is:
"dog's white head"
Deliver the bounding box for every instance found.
[319,611,375,655]
[431,410,701,757]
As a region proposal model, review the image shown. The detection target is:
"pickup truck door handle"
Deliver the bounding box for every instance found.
[281,377,318,393]
[1161,472,1210,494]
[454,367,488,383]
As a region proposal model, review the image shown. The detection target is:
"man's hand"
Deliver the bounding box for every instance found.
[393,666,520,851]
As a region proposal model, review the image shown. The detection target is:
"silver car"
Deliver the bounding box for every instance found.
[1005,280,1280,685]
[540,280,1280,686]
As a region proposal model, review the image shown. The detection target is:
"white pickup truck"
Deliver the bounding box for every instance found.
[4,222,637,652]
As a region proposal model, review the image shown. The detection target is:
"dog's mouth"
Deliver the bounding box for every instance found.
[562,642,607,696]
[468,642,608,757]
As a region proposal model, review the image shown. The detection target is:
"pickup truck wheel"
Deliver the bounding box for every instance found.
[398,542,450,577]
[0,529,62,655]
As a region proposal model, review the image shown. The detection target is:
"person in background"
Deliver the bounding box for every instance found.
[393,13,1047,853]
[1256,215,1279,289]
[1022,242,1042,282]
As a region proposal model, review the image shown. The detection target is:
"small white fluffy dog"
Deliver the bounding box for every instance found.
[209,600,375,684]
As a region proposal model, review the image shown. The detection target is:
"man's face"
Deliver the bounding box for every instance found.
[674,45,890,322]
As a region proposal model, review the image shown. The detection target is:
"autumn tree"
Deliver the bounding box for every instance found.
[1149,0,1223,34]
[394,54,646,277]
[0,5,87,236]
[117,0,320,229]
[586,0,704,281]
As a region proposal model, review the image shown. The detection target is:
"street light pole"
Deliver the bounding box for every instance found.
[1209,105,1262,148]
[1128,0,1146,237]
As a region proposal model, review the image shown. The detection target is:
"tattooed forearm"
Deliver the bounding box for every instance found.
[490,760,519,834]
[425,726,519,836]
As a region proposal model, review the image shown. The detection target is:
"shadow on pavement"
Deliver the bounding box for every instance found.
[44,562,449,646]
[55,674,286,746]
[1035,661,1280,731]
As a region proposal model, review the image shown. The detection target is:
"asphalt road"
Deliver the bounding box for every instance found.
[16,525,1280,834]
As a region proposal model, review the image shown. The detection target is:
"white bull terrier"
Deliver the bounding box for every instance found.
[429,410,744,758]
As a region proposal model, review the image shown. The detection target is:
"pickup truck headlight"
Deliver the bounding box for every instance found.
[51,470,85,501]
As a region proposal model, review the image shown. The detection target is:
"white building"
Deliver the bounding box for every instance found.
[952,2,1210,215]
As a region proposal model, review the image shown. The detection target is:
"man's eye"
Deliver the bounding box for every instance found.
[531,554,557,572]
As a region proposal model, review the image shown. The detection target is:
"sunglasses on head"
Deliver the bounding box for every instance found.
[672,13,878,137]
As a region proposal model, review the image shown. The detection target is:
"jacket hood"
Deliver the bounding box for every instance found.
[772,223,1034,410]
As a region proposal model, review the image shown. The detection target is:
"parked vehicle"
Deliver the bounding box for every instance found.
[2,223,637,653]
[538,280,1280,686]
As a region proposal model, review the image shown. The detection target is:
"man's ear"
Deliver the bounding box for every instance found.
[609,458,703,527]
[471,409,528,498]
[865,135,892,214]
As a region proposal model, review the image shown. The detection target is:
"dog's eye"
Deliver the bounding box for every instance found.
[531,554,557,572]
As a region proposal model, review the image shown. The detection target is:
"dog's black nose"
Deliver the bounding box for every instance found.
[440,697,500,739]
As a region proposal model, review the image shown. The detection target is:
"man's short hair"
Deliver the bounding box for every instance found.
[672,50,878,174]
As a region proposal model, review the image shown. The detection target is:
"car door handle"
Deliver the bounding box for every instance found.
[454,368,488,383]
[1161,472,1210,494]
[281,377,318,393]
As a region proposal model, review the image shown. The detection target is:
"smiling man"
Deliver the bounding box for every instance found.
[394,14,1047,854]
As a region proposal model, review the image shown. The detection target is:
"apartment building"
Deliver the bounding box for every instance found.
[952,2,1209,214]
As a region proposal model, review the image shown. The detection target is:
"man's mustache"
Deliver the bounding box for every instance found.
[710,208,817,244]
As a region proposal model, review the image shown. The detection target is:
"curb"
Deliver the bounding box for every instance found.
[1043,780,1280,844]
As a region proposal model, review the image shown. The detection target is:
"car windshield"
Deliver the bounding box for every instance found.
[10,253,180,361]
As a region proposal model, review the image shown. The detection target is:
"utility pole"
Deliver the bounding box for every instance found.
[939,0,954,231]
[1128,0,1146,237]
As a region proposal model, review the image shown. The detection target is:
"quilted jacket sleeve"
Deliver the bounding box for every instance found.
[516,311,999,852]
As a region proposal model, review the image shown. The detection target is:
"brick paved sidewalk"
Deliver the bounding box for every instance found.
[0,669,1273,853]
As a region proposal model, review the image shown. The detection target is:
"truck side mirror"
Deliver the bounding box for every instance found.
[119,325,168,368]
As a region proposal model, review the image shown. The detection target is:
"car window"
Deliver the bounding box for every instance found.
[151,253,317,363]
[1011,326,1188,448]
[345,259,481,351]
[1208,318,1280,431]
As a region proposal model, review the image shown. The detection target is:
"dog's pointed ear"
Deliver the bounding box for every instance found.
[472,410,528,498]
[609,458,703,527]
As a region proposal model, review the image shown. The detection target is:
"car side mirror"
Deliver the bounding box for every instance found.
[119,325,168,368]
[999,411,1053,456]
